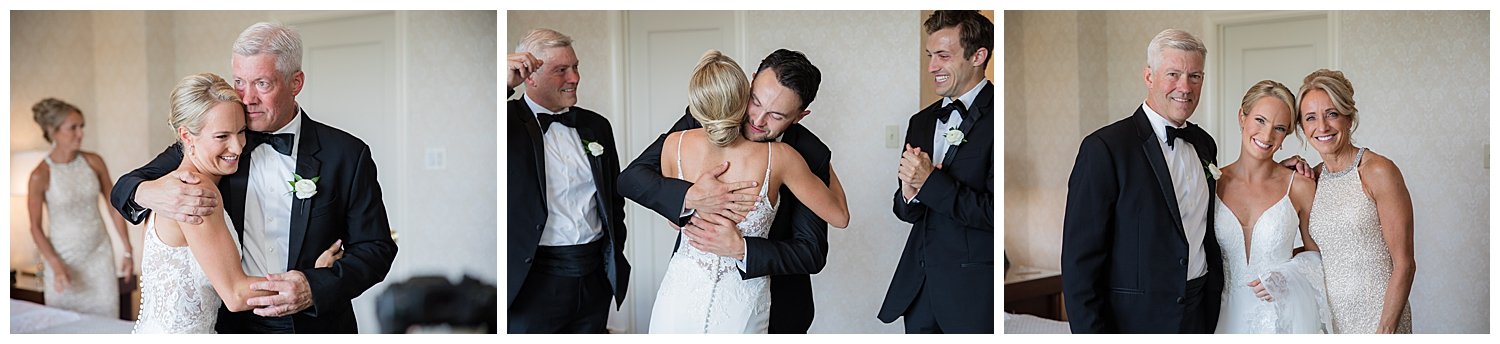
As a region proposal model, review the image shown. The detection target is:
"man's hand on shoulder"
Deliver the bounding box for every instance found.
[136,170,218,225]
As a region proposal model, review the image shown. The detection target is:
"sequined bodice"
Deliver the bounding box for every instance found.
[1307,148,1411,333]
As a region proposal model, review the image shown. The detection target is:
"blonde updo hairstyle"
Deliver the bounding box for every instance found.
[687,50,751,147]
[169,73,244,143]
[1240,79,1299,136]
[32,98,82,143]
[1297,69,1359,135]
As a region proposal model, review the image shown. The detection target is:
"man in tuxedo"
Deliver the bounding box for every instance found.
[505,28,630,334]
[878,10,994,334]
[1061,28,1222,334]
[617,48,828,334]
[110,22,397,333]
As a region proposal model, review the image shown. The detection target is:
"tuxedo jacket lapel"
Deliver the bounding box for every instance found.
[1134,107,1186,239]
[520,109,548,191]
[940,106,984,168]
[574,124,609,229]
[287,120,323,269]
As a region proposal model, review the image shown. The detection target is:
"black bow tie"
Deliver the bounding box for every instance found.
[537,110,577,132]
[1164,126,1189,149]
[938,100,968,124]
[250,132,295,156]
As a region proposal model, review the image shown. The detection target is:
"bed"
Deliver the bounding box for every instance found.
[1004,312,1071,334]
[10,299,135,334]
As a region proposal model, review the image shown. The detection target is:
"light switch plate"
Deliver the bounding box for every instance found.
[425,148,446,170]
[886,125,901,148]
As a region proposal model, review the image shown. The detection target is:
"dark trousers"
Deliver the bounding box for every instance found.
[508,240,611,334]
[900,281,992,334]
[1178,275,1209,334]
[216,308,295,333]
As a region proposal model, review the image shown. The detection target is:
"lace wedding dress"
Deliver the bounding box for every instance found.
[649,141,777,333]
[133,211,241,333]
[1213,170,1331,333]
[39,153,119,318]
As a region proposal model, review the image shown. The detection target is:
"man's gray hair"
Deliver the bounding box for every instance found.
[233,22,303,80]
[1145,29,1206,72]
[513,28,573,60]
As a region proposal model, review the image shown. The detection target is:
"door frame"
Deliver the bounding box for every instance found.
[1202,11,1339,153]
[614,10,745,333]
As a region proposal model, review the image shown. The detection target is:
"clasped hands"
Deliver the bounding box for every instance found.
[898,144,937,201]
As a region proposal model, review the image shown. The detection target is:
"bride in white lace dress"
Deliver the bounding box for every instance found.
[1212,80,1329,333]
[648,50,849,334]
[134,73,337,333]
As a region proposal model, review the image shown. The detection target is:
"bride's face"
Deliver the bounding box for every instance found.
[1238,96,1294,162]
[181,101,247,176]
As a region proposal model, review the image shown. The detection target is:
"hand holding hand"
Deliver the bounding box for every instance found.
[898,144,934,199]
[137,170,217,225]
[508,52,543,90]
[682,212,746,260]
[248,270,313,317]
[683,161,759,223]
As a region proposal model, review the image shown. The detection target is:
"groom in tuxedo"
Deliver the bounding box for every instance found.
[110,22,397,333]
[1061,28,1222,334]
[618,48,828,334]
[878,10,994,334]
[506,28,630,334]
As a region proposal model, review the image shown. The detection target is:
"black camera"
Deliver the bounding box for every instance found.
[376,274,497,333]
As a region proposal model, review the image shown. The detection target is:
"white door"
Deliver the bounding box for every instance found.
[618,10,741,334]
[1212,13,1330,166]
[276,11,402,333]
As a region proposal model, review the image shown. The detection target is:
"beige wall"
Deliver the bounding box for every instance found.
[10,10,497,333]
[509,10,933,334]
[1005,10,1488,333]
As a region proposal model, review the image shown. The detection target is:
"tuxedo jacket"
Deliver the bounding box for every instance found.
[877,82,995,332]
[506,97,631,309]
[617,108,831,333]
[1060,105,1223,333]
[110,112,398,333]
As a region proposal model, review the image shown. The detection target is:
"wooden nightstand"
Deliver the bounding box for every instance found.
[1004,266,1065,321]
[11,269,140,321]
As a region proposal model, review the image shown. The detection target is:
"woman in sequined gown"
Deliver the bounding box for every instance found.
[1297,69,1414,333]
[647,51,849,333]
[27,98,134,319]
[1211,81,1327,333]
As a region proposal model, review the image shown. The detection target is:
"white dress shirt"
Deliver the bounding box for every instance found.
[241,109,303,276]
[931,79,988,166]
[908,79,989,204]
[527,95,604,246]
[1141,102,1210,281]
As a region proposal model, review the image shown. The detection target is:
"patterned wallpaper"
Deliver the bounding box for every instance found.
[1004,10,1489,333]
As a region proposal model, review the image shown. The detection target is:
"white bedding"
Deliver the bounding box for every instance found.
[10,299,134,334]
[1004,312,1071,334]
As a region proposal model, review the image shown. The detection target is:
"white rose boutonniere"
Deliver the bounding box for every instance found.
[1203,160,1222,181]
[288,173,320,199]
[944,128,966,146]
[582,139,604,157]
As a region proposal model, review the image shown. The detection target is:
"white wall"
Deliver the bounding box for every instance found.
[508,10,931,334]
[9,10,498,333]
[1004,10,1488,333]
